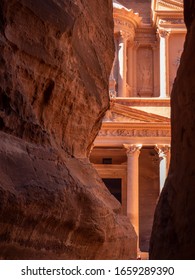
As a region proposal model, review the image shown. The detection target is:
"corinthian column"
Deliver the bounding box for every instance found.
[155,144,171,192]
[158,29,170,98]
[123,144,142,241]
[117,31,127,97]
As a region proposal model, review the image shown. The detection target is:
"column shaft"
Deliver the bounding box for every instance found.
[124,144,142,240]
[159,30,170,98]
[118,33,127,97]
[159,155,167,192]
[156,145,171,192]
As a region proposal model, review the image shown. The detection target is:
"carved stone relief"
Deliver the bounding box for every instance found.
[98,129,171,137]
[114,18,134,31]
[137,47,154,97]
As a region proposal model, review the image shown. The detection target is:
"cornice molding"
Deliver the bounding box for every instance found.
[152,0,183,27]
[114,97,170,107]
[158,0,183,11]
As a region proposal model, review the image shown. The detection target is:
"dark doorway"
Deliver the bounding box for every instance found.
[102,178,122,203]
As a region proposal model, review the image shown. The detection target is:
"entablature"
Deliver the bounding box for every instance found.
[95,121,171,147]
[152,0,184,30]
[135,26,158,44]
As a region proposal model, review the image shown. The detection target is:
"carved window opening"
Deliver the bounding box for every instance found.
[102,158,112,164]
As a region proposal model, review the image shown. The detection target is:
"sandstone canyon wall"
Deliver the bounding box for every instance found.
[0,0,137,259]
[150,0,195,259]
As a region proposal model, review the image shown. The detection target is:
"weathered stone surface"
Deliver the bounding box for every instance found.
[0,0,114,158]
[150,0,195,259]
[0,132,136,259]
[0,0,137,259]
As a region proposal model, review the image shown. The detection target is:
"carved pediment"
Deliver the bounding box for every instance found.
[104,103,170,123]
[104,111,144,123]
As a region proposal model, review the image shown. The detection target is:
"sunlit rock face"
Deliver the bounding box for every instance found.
[0,0,137,259]
[150,0,195,260]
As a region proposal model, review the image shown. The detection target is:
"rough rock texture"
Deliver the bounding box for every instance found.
[0,0,137,259]
[149,0,195,260]
[0,0,113,157]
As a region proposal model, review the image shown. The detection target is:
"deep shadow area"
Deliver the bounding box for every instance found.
[150,0,195,260]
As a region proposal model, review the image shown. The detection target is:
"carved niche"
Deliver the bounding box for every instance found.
[136,46,154,97]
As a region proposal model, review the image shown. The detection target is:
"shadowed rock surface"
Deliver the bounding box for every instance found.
[0,0,137,259]
[150,0,195,260]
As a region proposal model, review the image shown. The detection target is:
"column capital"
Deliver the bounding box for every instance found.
[117,30,135,43]
[155,144,170,159]
[117,30,127,43]
[157,28,170,38]
[123,144,142,156]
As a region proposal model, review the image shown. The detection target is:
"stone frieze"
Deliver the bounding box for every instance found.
[98,129,171,137]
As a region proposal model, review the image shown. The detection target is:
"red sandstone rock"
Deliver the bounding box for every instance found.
[150,0,195,259]
[0,0,113,158]
[0,0,137,259]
